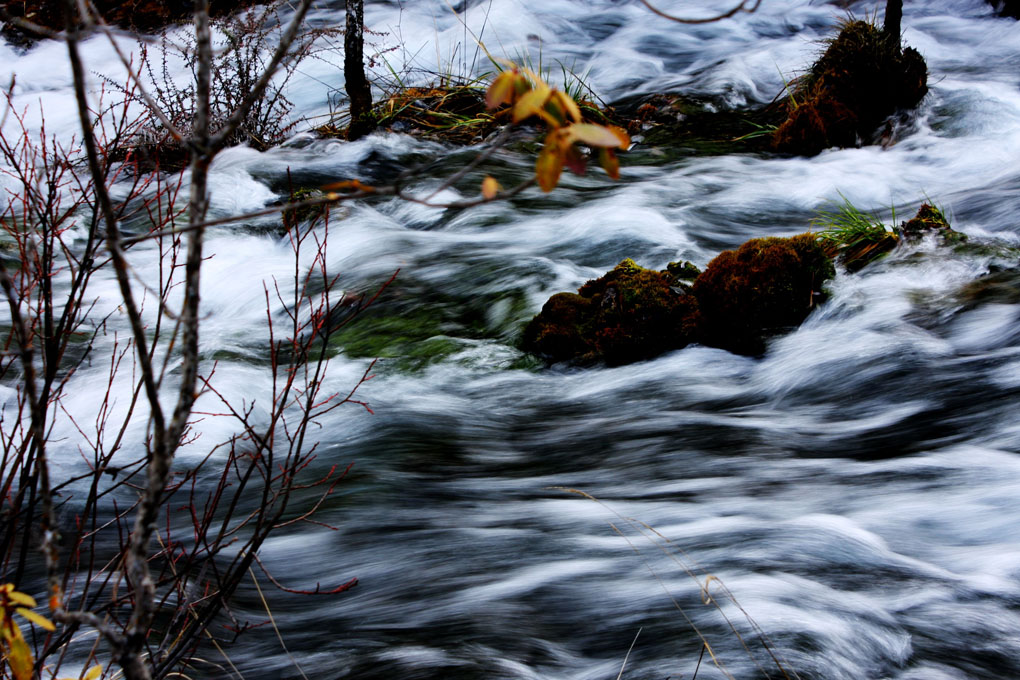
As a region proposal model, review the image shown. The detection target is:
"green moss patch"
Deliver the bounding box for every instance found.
[329,276,532,372]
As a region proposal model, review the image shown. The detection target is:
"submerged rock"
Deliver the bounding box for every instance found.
[523,234,835,364]
[611,93,782,156]
[773,20,928,155]
[956,269,1020,308]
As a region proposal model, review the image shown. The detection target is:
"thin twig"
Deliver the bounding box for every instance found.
[637,0,762,24]
[615,627,642,680]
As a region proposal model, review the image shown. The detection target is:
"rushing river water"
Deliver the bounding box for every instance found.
[4,1,1020,679]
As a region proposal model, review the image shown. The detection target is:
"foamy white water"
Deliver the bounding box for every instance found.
[3,1,1020,678]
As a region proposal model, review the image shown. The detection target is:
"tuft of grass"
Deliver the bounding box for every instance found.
[813,195,899,272]
[813,195,890,244]
[732,119,778,142]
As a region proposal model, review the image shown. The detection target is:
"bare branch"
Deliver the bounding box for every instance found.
[636,0,762,24]
[89,13,187,143]
[210,0,316,150]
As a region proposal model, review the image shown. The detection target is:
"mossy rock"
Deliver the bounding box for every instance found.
[816,203,967,273]
[522,259,699,365]
[773,21,928,155]
[898,203,966,245]
[693,234,835,355]
[523,235,836,365]
[667,260,701,280]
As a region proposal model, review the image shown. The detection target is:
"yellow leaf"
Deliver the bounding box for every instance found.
[485,71,516,109]
[609,125,631,149]
[481,176,500,200]
[83,664,104,680]
[553,90,582,124]
[513,85,551,123]
[16,607,55,631]
[535,147,564,192]
[599,148,620,179]
[320,179,374,194]
[7,590,36,608]
[544,128,571,154]
[518,65,546,88]
[513,77,532,98]
[4,621,33,680]
[540,93,567,127]
[565,123,627,148]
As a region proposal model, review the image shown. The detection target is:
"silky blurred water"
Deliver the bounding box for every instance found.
[4,1,1020,678]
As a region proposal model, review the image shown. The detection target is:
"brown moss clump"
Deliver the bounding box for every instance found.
[521,293,597,363]
[692,234,835,355]
[522,259,699,365]
[899,203,966,244]
[523,235,837,365]
[773,20,928,155]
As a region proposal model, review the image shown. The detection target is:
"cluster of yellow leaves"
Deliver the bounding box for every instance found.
[483,65,630,193]
[1,584,100,680]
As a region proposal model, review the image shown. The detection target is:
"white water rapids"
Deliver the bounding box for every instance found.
[3,0,1020,678]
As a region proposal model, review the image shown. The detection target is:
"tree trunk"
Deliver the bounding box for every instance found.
[345,0,375,140]
[884,0,902,45]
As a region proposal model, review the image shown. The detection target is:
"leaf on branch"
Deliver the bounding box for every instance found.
[564,146,587,175]
[3,621,32,680]
[83,665,104,680]
[486,71,517,109]
[481,176,500,200]
[5,589,36,608]
[609,125,631,148]
[16,607,55,631]
[514,84,552,123]
[320,179,375,195]
[536,147,564,192]
[599,147,621,179]
[553,90,582,124]
[566,123,629,148]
